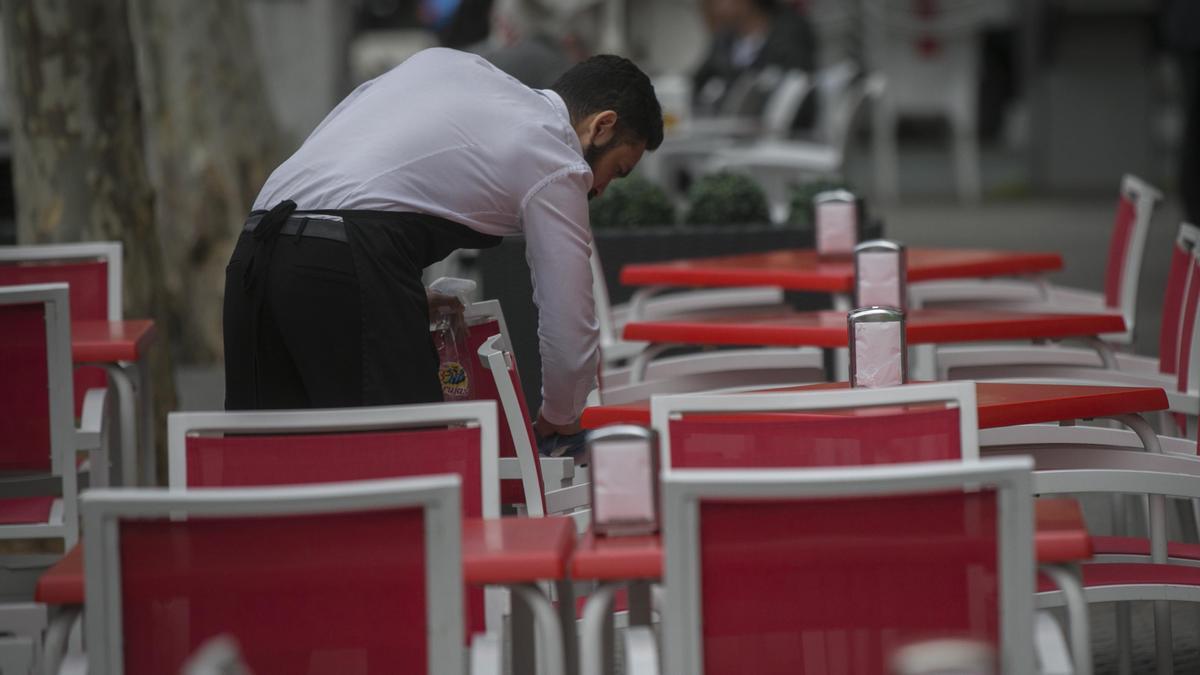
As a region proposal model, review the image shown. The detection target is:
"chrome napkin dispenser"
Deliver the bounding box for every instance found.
[586,425,661,537]
[814,189,860,257]
[854,239,908,311]
[848,306,907,388]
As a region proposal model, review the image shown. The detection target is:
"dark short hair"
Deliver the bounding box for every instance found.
[551,55,664,151]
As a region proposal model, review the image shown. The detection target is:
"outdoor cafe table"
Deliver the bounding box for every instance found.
[72,319,158,486]
[619,247,1064,315]
[35,516,577,675]
[574,499,1095,675]
[621,308,1126,382]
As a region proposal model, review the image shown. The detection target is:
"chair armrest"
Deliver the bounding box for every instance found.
[74,388,108,450]
[909,278,1046,306]
[980,424,1196,456]
[624,626,660,675]
[545,483,590,515]
[611,287,786,326]
[498,457,575,487]
[469,632,502,675]
[1033,611,1073,675]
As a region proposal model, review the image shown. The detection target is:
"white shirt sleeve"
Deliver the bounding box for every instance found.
[521,167,599,425]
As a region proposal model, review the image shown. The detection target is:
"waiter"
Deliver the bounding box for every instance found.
[223,48,663,441]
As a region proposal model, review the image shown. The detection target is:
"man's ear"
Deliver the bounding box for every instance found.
[588,110,619,146]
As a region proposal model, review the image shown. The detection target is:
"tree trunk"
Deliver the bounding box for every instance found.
[3,0,177,483]
[127,0,284,363]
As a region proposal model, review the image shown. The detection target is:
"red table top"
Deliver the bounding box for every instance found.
[581,381,1168,430]
[72,319,156,363]
[572,499,1090,579]
[35,516,576,606]
[623,308,1126,348]
[620,248,1064,293]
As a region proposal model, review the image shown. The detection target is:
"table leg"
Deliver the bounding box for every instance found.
[555,579,579,675]
[511,584,536,674]
[134,356,156,485]
[909,344,938,381]
[579,582,620,675]
[101,364,137,487]
[628,580,652,626]
[1039,564,1092,675]
[509,583,565,675]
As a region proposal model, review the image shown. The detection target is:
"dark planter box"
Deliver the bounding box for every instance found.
[476,224,833,413]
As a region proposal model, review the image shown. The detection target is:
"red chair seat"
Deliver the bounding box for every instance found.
[1091,536,1200,562]
[0,496,55,525]
[1038,562,1200,593]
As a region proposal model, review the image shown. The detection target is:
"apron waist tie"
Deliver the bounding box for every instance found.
[241,199,297,406]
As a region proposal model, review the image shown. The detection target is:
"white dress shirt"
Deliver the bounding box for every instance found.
[254,48,598,424]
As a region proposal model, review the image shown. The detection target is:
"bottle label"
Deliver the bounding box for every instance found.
[438,361,471,399]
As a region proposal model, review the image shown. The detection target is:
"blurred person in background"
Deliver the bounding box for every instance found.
[1164,0,1200,223]
[692,0,818,130]
[223,49,662,448]
[469,0,595,88]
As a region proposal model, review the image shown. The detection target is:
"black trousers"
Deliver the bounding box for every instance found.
[223,209,499,410]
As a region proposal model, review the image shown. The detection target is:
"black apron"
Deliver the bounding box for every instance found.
[227,200,501,409]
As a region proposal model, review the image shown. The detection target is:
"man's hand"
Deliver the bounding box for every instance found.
[426,290,465,322]
[533,408,582,439]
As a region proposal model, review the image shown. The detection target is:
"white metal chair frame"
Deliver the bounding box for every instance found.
[996,446,1200,674]
[477,333,589,521]
[81,476,470,675]
[652,458,1038,675]
[468,300,578,495]
[649,380,980,470]
[0,241,150,487]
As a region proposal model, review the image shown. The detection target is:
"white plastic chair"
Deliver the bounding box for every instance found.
[704,63,886,222]
[863,0,995,203]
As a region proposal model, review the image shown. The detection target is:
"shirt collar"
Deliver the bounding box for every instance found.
[539,89,584,160]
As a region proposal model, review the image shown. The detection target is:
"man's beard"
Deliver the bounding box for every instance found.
[585,139,615,201]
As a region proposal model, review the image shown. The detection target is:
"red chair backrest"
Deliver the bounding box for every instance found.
[1158,239,1195,375]
[184,425,485,633]
[1176,253,1200,392]
[697,489,999,674]
[668,406,963,469]
[118,505,430,675]
[1104,195,1137,309]
[0,259,110,413]
[0,301,53,472]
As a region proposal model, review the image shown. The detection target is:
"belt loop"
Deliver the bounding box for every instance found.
[294,217,309,243]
